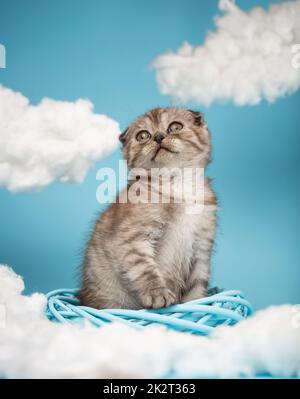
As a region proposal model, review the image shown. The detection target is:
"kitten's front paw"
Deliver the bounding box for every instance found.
[140,288,176,309]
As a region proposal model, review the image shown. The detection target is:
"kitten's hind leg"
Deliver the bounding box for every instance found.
[181,280,207,303]
[181,250,211,303]
[181,221,215,303]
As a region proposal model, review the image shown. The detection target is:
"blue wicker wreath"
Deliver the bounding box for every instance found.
[46,288,252,336]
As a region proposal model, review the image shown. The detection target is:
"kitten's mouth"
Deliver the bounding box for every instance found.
[151,145,179,161]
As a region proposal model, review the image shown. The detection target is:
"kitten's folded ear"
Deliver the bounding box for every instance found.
[119,128,128,145]
[188,110,205,126]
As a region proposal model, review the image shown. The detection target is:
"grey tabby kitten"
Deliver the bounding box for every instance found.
[80,108,217,309]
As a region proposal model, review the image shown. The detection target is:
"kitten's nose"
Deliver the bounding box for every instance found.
[154,133,165,144]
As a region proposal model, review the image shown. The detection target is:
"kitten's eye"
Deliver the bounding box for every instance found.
[168,121,183,134]
[136,130,151,142]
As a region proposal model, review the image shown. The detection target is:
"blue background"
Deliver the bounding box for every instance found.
[0,0,299,310]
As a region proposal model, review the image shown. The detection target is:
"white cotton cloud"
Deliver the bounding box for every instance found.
[0,85,121,192]
[152,0,300,106]
[0,265,299,378]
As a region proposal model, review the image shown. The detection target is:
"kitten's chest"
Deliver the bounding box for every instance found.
[159,207,202,275]
[172,211,200,253]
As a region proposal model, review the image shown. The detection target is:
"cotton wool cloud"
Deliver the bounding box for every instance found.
[0,85,121,192]
[153,0,300,106]
[0,265,300,378]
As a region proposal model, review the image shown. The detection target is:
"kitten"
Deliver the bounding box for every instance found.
[79,107,217,309]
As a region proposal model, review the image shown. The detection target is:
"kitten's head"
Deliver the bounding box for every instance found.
[119,107,211,170]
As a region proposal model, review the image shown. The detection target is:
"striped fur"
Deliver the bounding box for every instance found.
[80,108,217,309]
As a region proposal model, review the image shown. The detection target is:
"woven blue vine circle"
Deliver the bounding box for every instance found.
[46,288,252,336]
